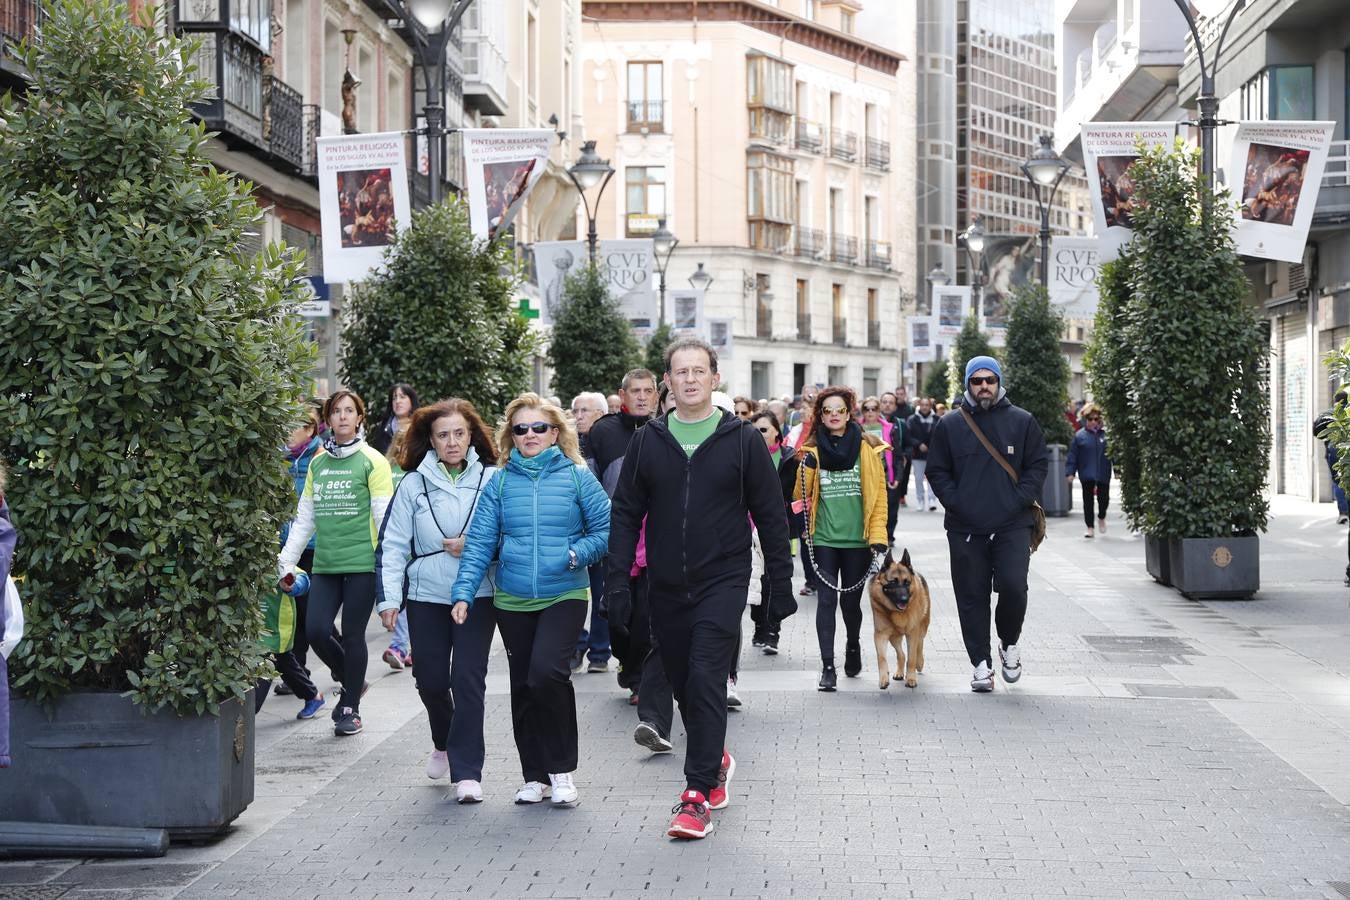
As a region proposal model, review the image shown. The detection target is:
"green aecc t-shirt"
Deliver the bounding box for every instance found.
[814,459,866,548]
[303,445,393,573]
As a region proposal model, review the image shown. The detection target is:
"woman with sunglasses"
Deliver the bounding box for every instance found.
[733,396,755,420]
[859,396,900,545]
[375,399,499,803]
[1065,402,1112,539]
[748,410,800,654]
[793,386,889,691]
[449,393,610,808]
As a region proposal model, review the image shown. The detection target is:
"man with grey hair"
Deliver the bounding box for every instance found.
[570,391,608,469]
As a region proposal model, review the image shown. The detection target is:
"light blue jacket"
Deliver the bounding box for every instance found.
[376,448,496,611]
[450,447,610,606]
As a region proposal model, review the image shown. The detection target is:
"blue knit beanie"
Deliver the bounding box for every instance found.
[964,355,1002,385]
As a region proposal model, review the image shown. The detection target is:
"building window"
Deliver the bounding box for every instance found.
[803,0,816,20]
[627,61,664,132]
[863,367,879,398]
[747,53,794,114]
[832,283,845,346]
[756,273,773,339]
[625,166,666,235]
[796,278,811,341]
[840,10,854,34]
[229,0,271,51]
[1241,65,1315,121]
[751,361,772,400]
[867,288,880,348]
[828,365,845,386]
[747,150,794,251]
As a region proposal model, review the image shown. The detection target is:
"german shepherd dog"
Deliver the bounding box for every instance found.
[868,549,932,690]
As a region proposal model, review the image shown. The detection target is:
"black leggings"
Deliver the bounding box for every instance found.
[1080,479,1110,529]
[496,600,588,782]
[810,543,872,664]
[306,572,376,711]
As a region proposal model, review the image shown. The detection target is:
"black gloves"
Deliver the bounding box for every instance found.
[768,580,797,622]
[601,585,632,631]
[870,544,888,556]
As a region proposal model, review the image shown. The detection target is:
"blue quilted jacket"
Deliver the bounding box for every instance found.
[450,446,611,605]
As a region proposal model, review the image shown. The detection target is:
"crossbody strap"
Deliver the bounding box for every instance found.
[959,407,1019,485]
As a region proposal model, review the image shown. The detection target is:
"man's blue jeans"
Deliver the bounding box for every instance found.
[575,564,611,664]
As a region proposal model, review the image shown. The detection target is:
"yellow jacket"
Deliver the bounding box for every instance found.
[793,432,890,546]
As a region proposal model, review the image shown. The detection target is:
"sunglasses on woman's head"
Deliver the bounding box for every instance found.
[511,422,554,436]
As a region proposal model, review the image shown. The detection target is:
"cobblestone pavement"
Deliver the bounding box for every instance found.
[4,496,1350,899]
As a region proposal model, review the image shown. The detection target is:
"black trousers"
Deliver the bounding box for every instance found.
[407,597,496,781]
[947,527,1031,667]
[885,480,902,545]
[650,580,745,797]
[749,573,780,642]
[1080,479,1110,529]
[254,650,319,713]
[496,599,587,782]
[611,573,652,691]
[898,456,912,499]
[290,548,341,682]
[306,572,376,710]
[811,544,872,664]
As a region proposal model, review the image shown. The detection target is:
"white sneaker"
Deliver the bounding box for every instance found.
[999,643,1022,684]
[971,660,994,692]
[455,779,483,804]
[426,750,449,780]
[514,781,551,804]
[1097,517,1108,534]
[726,677,743,709]
[549,772,579,808]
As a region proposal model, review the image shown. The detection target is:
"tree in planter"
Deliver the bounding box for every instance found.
[946,313,997,402]
[340,199,535,418]
[547,264,641,403]
[1084,253,1144,527]
[1117,141,1270,539]
[644,321,675,379]
[0,0,315,713]
[921,361,951,403]
[1003,282,1072,446]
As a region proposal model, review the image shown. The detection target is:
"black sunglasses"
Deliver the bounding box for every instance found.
[862,404,879,412]
[969,376,999,386]
[1085,415,1102,421]
[755,425,774,434]
[511,422,555,436]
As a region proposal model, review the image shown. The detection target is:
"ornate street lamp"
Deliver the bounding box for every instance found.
[651,218,679,325]
[1022,134,1071,287]
[401,0,474,207]
[959,216,986,319]
[567,141,615,263]
[688,262,714,292]
[1173,0,1249,216]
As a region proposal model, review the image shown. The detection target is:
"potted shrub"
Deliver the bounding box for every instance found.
[0,0,314,835]
[1003,282,1073,516]
[547,264,640,402]
[1089,142,1270,598]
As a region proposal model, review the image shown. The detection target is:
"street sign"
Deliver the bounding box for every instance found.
[298,276,331,318]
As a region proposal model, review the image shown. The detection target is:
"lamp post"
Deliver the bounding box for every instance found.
[651,218,679,326]
[403,0,474,207]
[1022,134,1070,287]
[566,141,615,264]
[1173,0,1249,215]
[688,262,714,293]
[959,216,986,319]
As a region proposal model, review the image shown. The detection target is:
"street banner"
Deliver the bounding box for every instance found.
[316,132,411,284]
[934,285,970,339]
[670,288,704,337]
[1081,121,1176,261]
[531,239,656,334]
[1048,236,1101,318]
[707,318,733,358]
[982,234,1036,330]
[908,316,935,363]
[463,128,553,241]
[1229,120,1335,263]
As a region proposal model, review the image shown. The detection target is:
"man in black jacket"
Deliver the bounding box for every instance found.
[607,338,796,840]
[926,355,1048,693]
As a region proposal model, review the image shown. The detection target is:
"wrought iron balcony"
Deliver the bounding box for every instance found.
[1,0,40,51]
[627,99,664,133]
[796,312,812,342]
[793,226,824,259]
[263,73,304,171]
[794,117,823,153]
[865,240,891,271]
[830,128,857,162]
[831,233,858,264]
[301,103,321,179]
[832,316,847,346]
[865,137,890,171]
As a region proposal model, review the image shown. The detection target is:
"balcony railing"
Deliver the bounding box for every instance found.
[301,103,321,178]
[831,233,858,264]
[832,316,847,346]
[867,320,881,349]
[794,226,824,259]
[794,117,823,153]
[627,99,664,133]
[830,128,857,161]
[1,0,40,49]
[796,311,812,342]
[865,240,891,271]
[264,73,304,171]
[864,137,890,171]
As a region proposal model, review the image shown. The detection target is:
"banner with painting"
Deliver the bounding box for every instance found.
[462,129,553,242]
[1229,121,1335,263]
[981,235,1037,338]
[669,288,704,337]
[1081,122,1177,262]
[316,132,412,283]
[707,318,733,359]
[1048,236,1101,318]
[531,239,657,335]
[908,316,936,363]
[934,285,970,339]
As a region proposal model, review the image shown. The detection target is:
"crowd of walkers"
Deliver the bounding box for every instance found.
[265,342,1064,839]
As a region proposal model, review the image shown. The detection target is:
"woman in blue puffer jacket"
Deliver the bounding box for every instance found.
[451,393,610,809]
[376,398,500,804]
[1065,402,1112,539]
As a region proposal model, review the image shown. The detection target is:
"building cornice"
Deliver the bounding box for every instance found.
[580,1,904,76]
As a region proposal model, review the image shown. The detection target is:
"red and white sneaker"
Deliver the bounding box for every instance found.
[708,749,735,810]
[667,790,714,839]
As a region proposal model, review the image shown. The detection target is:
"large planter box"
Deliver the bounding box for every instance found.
[0,690,254,839]
[1167,535,1259,600]
[1144,534,1171,585]
[1041,444,1070,517]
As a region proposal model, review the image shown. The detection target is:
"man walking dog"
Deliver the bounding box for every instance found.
[925,356,1048,692]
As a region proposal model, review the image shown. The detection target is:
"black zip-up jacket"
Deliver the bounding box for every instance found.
[588,410,651,496]
[607,410,794,596]
[773,445,803,539]
[905,412,939,460]
[925,393,1049,535]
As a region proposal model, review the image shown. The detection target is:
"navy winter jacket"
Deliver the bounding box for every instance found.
[1065,427,1111,483]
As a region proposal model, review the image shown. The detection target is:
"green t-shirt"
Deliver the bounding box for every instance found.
[814,458,866,548]
[390,460,405,490]
[494,587,589,613]
[770,448,782,469]
[668,410,720,458]
[864,424,884,441]
[303,445,394,573]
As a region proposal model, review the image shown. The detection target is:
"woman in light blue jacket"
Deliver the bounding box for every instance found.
[376,398,498,804]
[451,393,610,809]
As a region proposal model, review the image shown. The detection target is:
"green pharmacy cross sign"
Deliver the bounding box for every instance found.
[517,298,539,320]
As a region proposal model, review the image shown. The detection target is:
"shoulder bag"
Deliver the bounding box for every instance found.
[959,408,1046,553]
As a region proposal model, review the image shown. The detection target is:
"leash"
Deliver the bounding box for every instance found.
[797,449,884,595]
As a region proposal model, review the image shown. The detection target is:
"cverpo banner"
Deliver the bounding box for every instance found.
[1081,122,1176,261]
[316,132,412,284]
[531,239,656,334]
[934,285,971,339]
[462,128,553,241]
[1229,121,1335,263]
[1048,236,1101,318]
[908,316,936,363]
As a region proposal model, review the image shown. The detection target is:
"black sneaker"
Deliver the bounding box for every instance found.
[333,707,362,736]
[762,634,779,656]
[844,642,862,678]
[634,721,673,754]
[274,681,294,696]
[751,631,766,648]
[570,648,585,673]
[330,682,371,721]
[818,664,837,692]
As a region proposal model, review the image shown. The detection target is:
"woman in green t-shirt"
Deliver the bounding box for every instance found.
[278,390,394,737]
